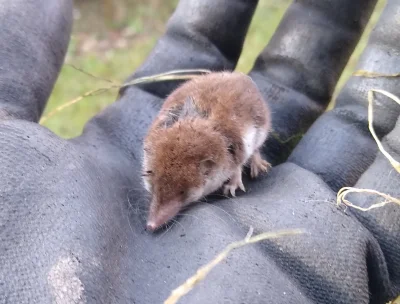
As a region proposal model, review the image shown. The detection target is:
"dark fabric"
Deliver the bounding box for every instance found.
[1,0,399,303]
[0,0,72,122]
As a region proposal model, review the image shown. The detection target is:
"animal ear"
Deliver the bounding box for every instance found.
[180,96,198,118]
[159,97,197,128]
[200,159,216,176]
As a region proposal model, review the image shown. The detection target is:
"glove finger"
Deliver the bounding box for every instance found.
[95,0,378,167]
[119,0,258,98]
[288,0,400,192]
[0,0,73,122]
[347,115,400,296]
[84,0,258,155]
[249,0,378,164]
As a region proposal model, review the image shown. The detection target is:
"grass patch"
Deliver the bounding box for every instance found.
[43,0,386,138]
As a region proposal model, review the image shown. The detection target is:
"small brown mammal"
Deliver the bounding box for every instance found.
[142,71,272,231]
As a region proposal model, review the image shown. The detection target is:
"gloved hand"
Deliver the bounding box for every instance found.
[1,0,399,303]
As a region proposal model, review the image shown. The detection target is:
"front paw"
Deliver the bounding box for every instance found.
[223,177,246,197]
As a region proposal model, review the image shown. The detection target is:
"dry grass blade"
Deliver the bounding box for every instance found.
[121,74,202,87]
[337,187,400,211]
[164,228,305,304]
[387,294,400,304]
[245,226,254,241]
[40,88,113,124]
[270,131,303,144]
[336,88,400,211]
[66,64,118,84]
[368,89,400,173]
[131,69,212,77]
[353,70,400,78]
[40,68,212,124]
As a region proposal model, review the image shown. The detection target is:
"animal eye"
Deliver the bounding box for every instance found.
[142,170,153,176]
[180,190,185,195]
[227,144,235,155]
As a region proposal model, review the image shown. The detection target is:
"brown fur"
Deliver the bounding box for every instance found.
[144,120,230,204]
[157,71,270,148]
[143,71,271,230]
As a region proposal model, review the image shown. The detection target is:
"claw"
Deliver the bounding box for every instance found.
[223,167,245,197]
[250,150,271,178]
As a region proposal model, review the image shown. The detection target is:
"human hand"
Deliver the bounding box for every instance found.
[1,0,399,303]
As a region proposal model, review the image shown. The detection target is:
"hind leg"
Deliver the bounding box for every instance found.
[250,149,271,178]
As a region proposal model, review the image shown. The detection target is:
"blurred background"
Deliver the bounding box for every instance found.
[43,0,387,138]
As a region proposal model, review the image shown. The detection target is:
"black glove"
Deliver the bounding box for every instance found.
[1,0,399,303]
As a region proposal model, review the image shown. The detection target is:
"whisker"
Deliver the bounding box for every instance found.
[171,219,185,232]
[126,196,149,216]
[210,193,241,205]
[125,186,149,193]
[196,207,229,226]
[119,199,135,237]
[158,223,174,239]
[177,212,202,222]
[202,202,237,223]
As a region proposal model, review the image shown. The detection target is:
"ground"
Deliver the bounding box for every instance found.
[42,0,386,138]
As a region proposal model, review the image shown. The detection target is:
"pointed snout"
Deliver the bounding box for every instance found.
[145,215,167,232]
[146,220,158,231]
[146,200,182,232]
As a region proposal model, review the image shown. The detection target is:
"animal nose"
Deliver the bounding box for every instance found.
[146,221,157,231]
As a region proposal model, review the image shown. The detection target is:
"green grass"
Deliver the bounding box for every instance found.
[43,0,386,138]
